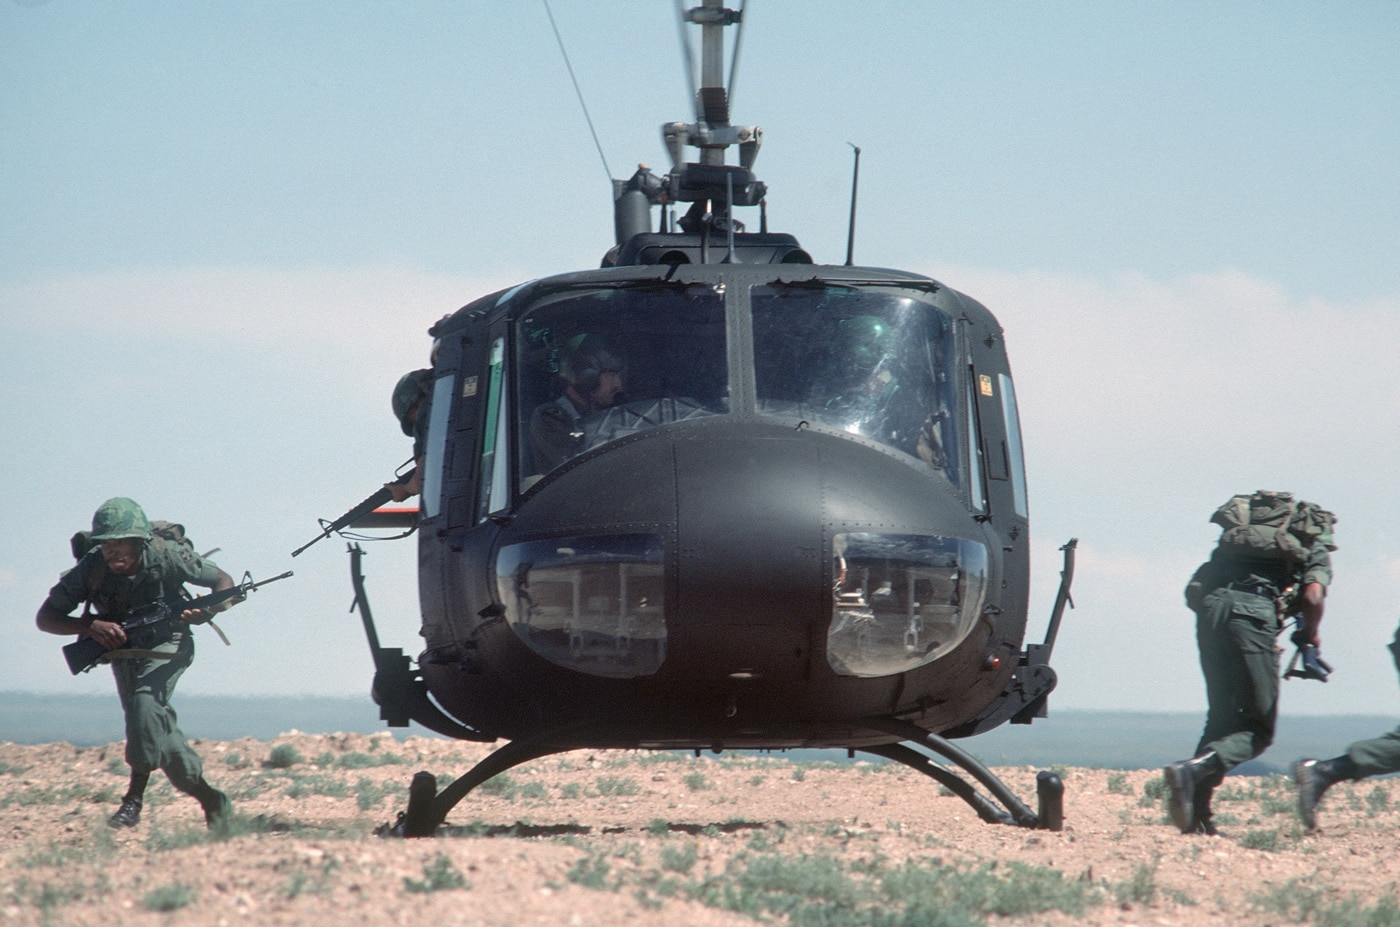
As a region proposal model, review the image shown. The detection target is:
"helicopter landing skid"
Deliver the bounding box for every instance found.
[378,723,1063,837]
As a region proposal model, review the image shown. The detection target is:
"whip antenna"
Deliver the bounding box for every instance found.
[542,0,612,182]
[845,143,861,266]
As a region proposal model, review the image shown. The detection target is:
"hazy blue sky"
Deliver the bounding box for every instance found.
[3,3,1398,728]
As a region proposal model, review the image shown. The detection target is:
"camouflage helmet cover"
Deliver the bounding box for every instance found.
[392,369,432,436]
[90,497,152,542]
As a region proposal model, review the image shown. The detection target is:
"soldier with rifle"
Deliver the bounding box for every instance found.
[36,498,239,830]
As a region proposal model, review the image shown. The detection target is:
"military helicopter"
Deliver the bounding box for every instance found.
[321,0,1077,837]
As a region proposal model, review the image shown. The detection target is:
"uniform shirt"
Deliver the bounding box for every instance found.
[528,394,587,475]
[44,537,224,619]
[1185,542,1332,612]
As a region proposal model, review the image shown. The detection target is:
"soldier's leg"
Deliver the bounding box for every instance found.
[1167,601,1233,832]
[129,633,231,828]
[1194,598,1244,757]
[1201,598,1280,769]
[109,661,152,827]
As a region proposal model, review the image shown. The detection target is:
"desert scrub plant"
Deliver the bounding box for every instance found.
[596,775,641,797]
[143,882,196,912]
[1368,784,1391,813]
[1138,776,1167,807]
[1251,877,1400,927]
[1111,857,1159,906]
[284,774,352,800]
[476,774,518,800]
[403,854,470,893]
[566,851,615,891]
[684,771,712,791]
[1106,771,1131,794]
[519,780,549,801]
[1238,827,1283,851]
[264,744,303,769]
[660,841,699,874]
[355,778,400,812]
[222,752,253,770]
[337,751,406,769]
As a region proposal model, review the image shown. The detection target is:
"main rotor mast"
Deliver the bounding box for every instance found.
[612,0,765,246]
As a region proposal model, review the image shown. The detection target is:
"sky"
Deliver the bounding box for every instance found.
[2,2,1398,727]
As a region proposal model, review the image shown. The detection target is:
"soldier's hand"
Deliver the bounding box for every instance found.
[89,618,127,650]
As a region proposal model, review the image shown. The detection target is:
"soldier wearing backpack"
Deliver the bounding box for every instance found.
[1164,491,1336,835]
[36,498,237,830]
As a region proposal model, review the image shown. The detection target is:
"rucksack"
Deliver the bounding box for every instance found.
[1209,490,1337,566]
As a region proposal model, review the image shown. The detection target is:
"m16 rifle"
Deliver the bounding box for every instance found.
[63,570,292,675]
[291,468,416,558]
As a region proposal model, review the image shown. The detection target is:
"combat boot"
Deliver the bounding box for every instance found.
[1293,756,1358,831]
[190,778,233,830]
[1163,751,1223,834]
[1187,781,1224,836]
[201,790,232,829]
[108,796,142,829]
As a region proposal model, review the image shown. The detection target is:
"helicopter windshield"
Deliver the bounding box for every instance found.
[517,284,728,487]
[751,284,963,489]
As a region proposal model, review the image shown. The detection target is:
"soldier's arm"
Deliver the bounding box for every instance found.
[36,600,128,649]
[179,568,236,622]
[1296,546,1332,646]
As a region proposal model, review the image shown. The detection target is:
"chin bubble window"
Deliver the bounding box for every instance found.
[496,534,666,678]
[827,532,988,678]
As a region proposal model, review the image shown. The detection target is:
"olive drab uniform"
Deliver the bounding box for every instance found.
[1166,491,1335,835]
[1184,537,1332,770]
[1292,620,1400,830]
[1342,622,1400,776]
[44,535,224,796]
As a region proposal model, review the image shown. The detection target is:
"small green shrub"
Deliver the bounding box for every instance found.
[404,854,470,893]
[264,744,303,769]
[143,882,196,912]
[596,776,641,797]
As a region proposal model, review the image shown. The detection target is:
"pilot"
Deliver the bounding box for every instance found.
[386,368,432,502]
[35,498,237,830]
[529,334,626,473]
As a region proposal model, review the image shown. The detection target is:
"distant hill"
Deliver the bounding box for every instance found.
[1,691,1392,775]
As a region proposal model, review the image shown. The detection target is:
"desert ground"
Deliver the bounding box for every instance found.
[3,731,1399,927]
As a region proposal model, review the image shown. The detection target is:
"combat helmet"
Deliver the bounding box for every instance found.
[392,369,432,436]
[90,497,152,542]
[560,334,624,393]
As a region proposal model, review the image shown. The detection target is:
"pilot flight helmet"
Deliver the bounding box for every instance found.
[839,315,893,369]
[392,369,432,436]
[90,497,152,542]
[560,334,625,393]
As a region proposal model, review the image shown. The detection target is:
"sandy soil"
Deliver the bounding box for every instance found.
[3,731,1398,926]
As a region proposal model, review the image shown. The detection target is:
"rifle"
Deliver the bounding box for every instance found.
[1284,629,1333,683]
[63,570,293,675]
[291,467,416,558]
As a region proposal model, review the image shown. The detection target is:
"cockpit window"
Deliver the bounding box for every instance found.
[752,285,963,490]
[516,284,727,488]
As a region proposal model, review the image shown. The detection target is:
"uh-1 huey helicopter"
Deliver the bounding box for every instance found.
[308,0,1078,837]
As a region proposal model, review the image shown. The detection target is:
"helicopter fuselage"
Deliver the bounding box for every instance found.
[408,260,1034,752]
